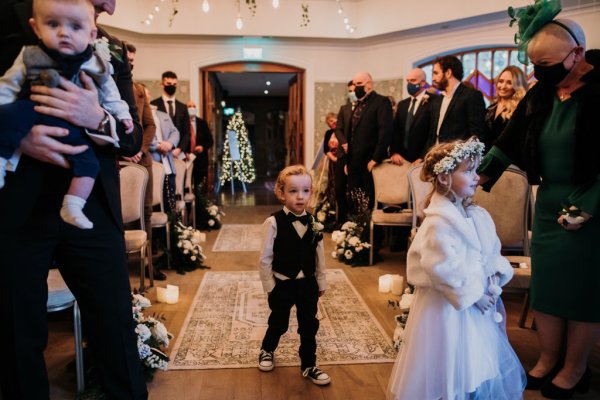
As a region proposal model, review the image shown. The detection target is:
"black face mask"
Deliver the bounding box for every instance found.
[533,49,575,86]
[164,85,177,96]
[354,85,366,100]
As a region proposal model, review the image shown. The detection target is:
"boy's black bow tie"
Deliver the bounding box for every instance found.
[287,213,309,225]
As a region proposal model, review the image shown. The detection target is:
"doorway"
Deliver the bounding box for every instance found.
[200,62,304,204]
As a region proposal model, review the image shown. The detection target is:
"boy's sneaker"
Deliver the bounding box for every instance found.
[302,366,331,385]
[258,349,274,372]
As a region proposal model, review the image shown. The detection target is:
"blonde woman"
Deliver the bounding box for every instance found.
[483,65,527,151]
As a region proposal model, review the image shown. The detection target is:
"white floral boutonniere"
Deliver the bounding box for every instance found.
[310,215,324,244]
[93,37,123,63]
[421,92,430,106]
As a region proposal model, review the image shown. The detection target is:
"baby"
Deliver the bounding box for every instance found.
[0,0,133,229]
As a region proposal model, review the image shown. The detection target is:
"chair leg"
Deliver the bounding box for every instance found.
[166,223,172,269]
[147,240,154,288]
[518,290,530,329]
[369,221,374,266]
[73,301,85,393]
[191,199,196,230]
[139,247,146,293]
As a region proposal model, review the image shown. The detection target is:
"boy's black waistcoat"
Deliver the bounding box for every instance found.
[272,210,317,279]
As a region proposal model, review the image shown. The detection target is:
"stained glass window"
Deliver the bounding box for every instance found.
[417,46,534,103]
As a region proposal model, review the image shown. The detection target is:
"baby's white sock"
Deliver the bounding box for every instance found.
[60,194,93,229]
[0,158,7,189]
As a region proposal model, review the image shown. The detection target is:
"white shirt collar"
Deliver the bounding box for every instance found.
[283,206,307,217]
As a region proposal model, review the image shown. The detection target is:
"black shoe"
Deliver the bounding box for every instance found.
[302,366,331,385]
[146,268,167,281]
[526,360,564,390]
[540,367,591,399]
[258,349,274,372]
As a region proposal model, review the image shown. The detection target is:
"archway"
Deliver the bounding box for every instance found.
[199,61,305,194]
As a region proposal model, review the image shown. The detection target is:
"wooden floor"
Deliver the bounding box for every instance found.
[45,204,600,399]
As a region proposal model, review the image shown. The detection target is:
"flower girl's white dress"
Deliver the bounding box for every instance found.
[387,193,525,400]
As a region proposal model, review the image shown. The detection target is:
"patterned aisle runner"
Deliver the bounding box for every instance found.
[169,269,396,369]
[211,224,264,252]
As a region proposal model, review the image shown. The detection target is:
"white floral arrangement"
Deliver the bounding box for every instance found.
[331,220,371,265]
[432,138,485,175]
[175,222,207,264]
[132,294,173,378]
[388,287,414,350]
[206,203,225,228]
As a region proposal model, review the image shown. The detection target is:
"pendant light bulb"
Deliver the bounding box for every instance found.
[236,14,243,30]
[272,0,279,8]
[202,0,210,13]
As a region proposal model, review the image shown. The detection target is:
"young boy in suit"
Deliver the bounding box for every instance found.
[258,164,331,386]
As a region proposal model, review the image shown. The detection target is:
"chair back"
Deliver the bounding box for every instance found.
[173,158,186,198]
[473,166,533,255]
[119,161,148,230]
[151,161,166,210]
[371,160,410,207]
[407,164,433,229]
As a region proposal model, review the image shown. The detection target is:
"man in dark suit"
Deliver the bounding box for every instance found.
[345,71,393,209]
[391,68,439,166]
[333,80,356,225]
[186,101,214,191]
[429,55,486,147]
[0,0,148,398]
[151,71,190,159]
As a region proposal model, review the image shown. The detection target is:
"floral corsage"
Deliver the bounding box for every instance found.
[93,37,123,63]
[311,215,324,245]
[559,205,587,226]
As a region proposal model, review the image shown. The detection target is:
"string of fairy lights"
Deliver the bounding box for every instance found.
[141,0,357,33]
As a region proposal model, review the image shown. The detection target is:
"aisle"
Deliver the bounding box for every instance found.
[45,204,600,399]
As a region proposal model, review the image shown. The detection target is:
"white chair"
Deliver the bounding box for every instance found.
[173,158,188,225]
[151,161,171,268]
[369,160,413,265]
[407,164,433,243]
[473,166,533,256]
[504,255,532,328]
[474,166,535,328]
[47,269,84,393]
[184,157,197,229]
[120,161,153,292]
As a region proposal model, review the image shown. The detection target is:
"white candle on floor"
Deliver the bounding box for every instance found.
[379,274,392,293]
[391,275,404,295]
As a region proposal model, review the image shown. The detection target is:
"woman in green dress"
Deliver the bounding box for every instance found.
[478,12,600,399]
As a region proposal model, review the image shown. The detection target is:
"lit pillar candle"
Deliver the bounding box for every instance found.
[391,275,404,295]
[379,274,392,293]
[157,284,179,304]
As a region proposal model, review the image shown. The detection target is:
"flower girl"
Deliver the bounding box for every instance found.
[387,138,525,400]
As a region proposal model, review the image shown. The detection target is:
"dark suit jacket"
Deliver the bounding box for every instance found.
[334,102,353,158]
[151,97,191,153]
[391,92,439,162]
[191,116,214,174]
[429,84,486,147]
[0,3,142,230]
[346,91,393,174]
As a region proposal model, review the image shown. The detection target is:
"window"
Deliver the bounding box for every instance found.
[418,47,534,103]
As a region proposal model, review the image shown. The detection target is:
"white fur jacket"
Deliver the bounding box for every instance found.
[407,192,514,311]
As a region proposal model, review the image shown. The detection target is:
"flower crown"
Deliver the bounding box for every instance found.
[432,138,485,175]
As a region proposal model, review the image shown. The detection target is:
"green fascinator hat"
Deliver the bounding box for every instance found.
[508,0,562,64]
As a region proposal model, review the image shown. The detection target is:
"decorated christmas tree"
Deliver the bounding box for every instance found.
[220,112,256,185]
